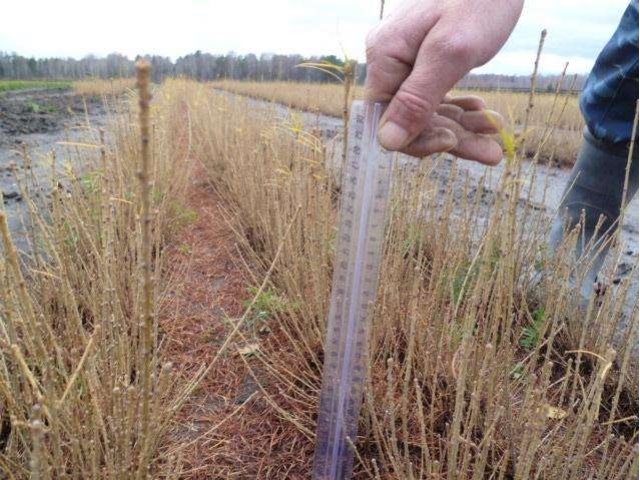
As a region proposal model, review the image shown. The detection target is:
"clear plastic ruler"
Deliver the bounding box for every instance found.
[313,101,393,479]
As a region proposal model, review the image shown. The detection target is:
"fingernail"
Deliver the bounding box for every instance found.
[378,121,409,151]
[439,130,458,151]
[422,128,458,154]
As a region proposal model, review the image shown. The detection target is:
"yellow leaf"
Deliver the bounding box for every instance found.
[237,342,260,356]
[275,168,292,177]
[55,141,102,149]
[544,405,567,420]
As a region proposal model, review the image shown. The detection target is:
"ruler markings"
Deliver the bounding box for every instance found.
[313,101,393,479]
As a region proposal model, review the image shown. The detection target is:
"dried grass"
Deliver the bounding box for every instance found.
[212,80,584,167]
[0,72,635,478]
[74,77,136,97]
[0,75,197,477]
[181,78,638,478]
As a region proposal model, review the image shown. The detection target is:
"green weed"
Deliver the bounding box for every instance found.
[170,200,198,226]
[520,307,547,350]
[0,79,71,93]
[243,286,299,334]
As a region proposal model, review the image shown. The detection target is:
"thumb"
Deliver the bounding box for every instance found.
[377,31,474,151]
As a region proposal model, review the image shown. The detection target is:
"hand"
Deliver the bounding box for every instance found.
[365,0,524,165]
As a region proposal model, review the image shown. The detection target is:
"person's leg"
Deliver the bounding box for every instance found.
[549,130,638,298]
[549,0,639,299]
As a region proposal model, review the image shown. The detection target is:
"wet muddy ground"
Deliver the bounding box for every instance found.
[0,88,109,252]
[0,88,106,140]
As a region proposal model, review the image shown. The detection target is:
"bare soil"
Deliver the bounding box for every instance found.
[0,88,105,140]
[0,88,109,252]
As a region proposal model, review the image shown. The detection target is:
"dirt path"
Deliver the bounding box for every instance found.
[160,168,311,478]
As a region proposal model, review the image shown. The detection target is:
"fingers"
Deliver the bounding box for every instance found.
[364,12,439,103]
[365,12,505,166]
[400,114,503,166]
[437,104,504,134]
[451,133,503,166]
[365,0,524,155]
[376,24,475,151]
[443,94,486,111]
[402,127,457,158]
[363,54,412,103]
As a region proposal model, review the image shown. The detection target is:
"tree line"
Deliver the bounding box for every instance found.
[0,51,358,83]
[0,51,586,91]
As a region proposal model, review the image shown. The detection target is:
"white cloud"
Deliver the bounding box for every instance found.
[486,0,629,73]
[0,0,630,74]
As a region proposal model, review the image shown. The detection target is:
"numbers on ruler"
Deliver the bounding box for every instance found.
[314,101,394,479]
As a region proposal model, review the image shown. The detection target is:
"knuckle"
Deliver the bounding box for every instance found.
[393,89,434,123]
[432,34,474,65]
[366,25,408,62]
[365,28,379,52]
[365,27,388,60]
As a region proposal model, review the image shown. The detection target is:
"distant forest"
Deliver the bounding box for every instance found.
[0,51,586,92]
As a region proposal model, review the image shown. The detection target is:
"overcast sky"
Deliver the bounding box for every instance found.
[0,0,630,75]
